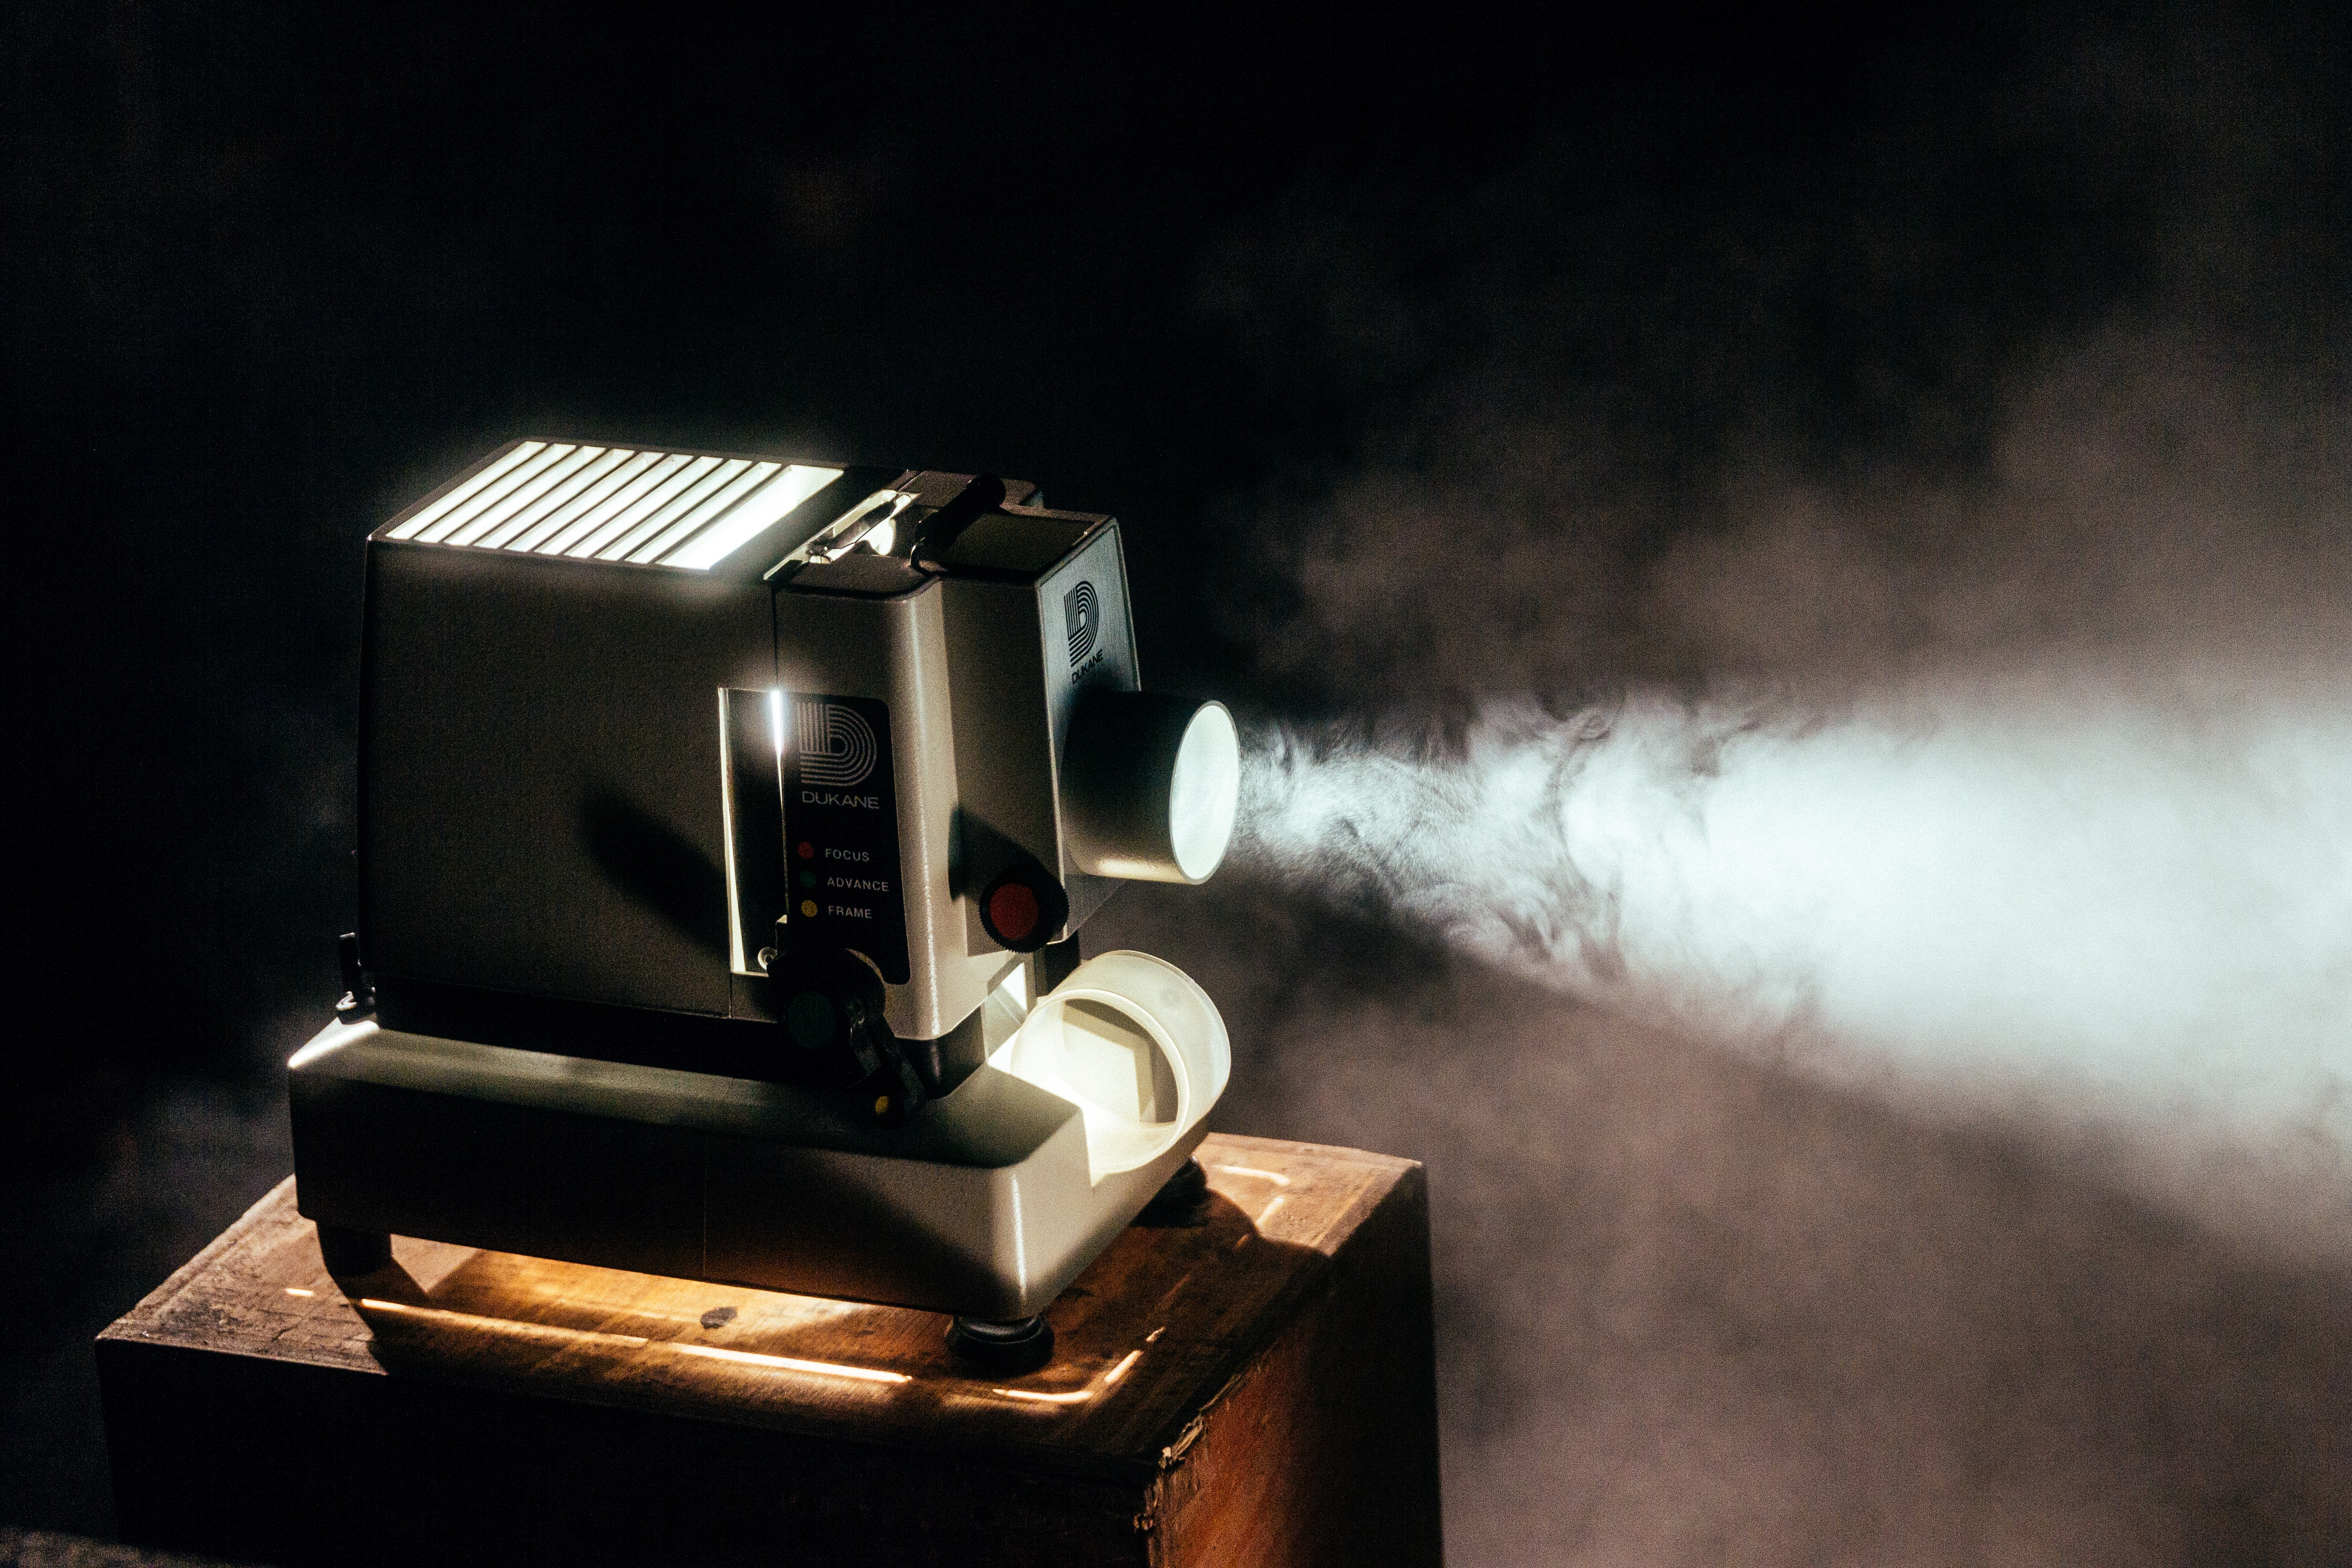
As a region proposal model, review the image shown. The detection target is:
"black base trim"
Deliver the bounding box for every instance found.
[373,977,986,1095]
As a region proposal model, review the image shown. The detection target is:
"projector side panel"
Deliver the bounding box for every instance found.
[938,515,1137,948]
[359,544,772,1015]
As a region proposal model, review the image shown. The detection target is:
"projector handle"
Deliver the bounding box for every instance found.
[906,474,1006,565]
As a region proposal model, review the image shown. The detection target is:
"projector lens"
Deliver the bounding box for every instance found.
[1059,694,1241,885]
[1168,703,1240,882]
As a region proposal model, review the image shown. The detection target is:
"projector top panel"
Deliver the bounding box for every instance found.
[374,439,874,576]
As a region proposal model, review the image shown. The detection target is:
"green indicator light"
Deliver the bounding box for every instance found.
[786,994,834,1051]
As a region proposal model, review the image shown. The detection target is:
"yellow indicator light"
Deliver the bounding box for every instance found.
[873,1095,891,1117]
[801,899,818,917]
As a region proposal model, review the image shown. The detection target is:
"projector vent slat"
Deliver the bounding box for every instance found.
[662,465,843,568]
[603,458,755,561]
[523,449,664,555]
[443,443,600,547]
[414,442,572,543]
[598,456,739,561]
[628,461,780,564]
[386,442,546,541]
[565,452,705,559]
[380,442,846,572]
[483,445,638,552]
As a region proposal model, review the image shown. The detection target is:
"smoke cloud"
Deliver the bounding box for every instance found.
[1095,34,2352,1550]
[1226,326,2352,1187]
[1100,331,2352,1567]
[1243,659,2352,1233]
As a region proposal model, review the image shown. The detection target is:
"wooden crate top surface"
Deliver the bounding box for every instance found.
[99,1133,1420,1484]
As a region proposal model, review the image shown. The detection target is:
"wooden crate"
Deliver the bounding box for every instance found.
[98,1133,1441,1567]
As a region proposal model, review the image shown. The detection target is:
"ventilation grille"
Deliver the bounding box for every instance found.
[383,442,842,571]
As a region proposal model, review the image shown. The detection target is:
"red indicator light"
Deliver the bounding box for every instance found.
[797,842,814,859]
[986,882,1040,943]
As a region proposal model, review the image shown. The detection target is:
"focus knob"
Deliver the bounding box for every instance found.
[979,861,1070,952]
[1059,693,1239,884]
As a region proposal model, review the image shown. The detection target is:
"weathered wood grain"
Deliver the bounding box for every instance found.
[99,1133,1440,1567]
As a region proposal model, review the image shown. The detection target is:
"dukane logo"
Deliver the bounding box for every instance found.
[796,700,879,788]
[1064,580,1098,667]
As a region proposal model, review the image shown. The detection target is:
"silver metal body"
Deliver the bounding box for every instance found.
[356,447,1133,1039]
[291,440,1222,1318]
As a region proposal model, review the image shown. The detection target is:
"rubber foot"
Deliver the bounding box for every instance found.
[945,1314,1055,1375]
[316,1223,393,1277]
[1134,1156,1210,1228]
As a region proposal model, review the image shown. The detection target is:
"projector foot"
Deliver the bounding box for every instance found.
[1135,1156,1210,1227]
[316,1223,392,1278]
[945,1314,1054,1375]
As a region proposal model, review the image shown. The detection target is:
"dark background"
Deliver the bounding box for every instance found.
[5,3,2350,1560]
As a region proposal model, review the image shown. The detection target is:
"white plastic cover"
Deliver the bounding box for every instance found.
[989,951,1231,1183]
